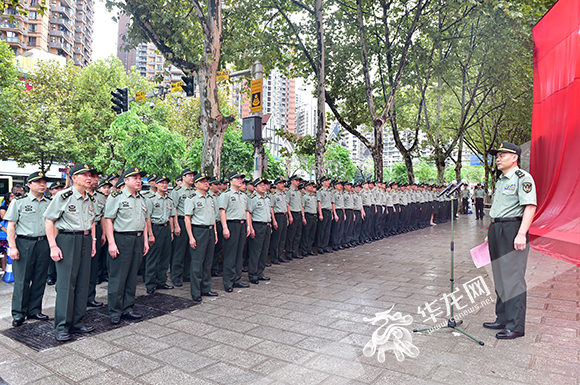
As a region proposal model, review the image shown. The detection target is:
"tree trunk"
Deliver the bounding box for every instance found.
[455,132,463,181]
[314,0,326,180]
[403,153,415,183]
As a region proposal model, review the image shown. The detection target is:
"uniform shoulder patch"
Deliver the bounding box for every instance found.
[88,193,95,202]
[15,195,26,200]
[174,185,182,191]
[111,191,122,198]
[522,182,532,193]
[148,194,156,199]
[61,190,73,199]
[515,170,525,178]
[224,188,231,193]
[249,193,256,198]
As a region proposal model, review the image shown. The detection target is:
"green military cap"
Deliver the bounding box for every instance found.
[98,179,112,188]
[181,167,196,176]
[343,180,352,186]
[490,142,521,156]
[115,178,125,189]
[69,164,92,176]
[147,173,158,182]
[108,173,119,180]
[49,180,65,190]
[228,171,245,180]
[27,171,48,183]
[303,180,314,187]
[175,174,183,182]
[289,175,300,181]
[209,177,220,185]
[155,175,170,183]
[194,172,209,183]
[274,177,286,185]
[319,176,330,183]
[124,167,147,178]
[243,177,252,184]
[252,177,269,187]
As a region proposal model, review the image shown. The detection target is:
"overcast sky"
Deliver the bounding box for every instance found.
[92,1,119,61]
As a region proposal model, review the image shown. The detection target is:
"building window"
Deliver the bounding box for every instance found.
[29,10,37,19]
[156,64,162,70]
[28,36,37,46]
[29,24,37,33]
[157,56,163,62]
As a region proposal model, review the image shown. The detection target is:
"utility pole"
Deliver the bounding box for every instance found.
[251,61,266,179]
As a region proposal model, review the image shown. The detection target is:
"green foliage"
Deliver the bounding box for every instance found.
[95,103,185,178]
[263,153,285,180]
[324,144,356,181]
[391,162,409,184]
[1,0,48,20]
[275,129,316,157]
[414,163,437,184]
[0,41,18,88]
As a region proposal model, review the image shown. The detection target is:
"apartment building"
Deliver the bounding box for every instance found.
[0,0,93,67]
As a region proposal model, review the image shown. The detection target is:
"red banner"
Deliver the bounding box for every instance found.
[530,0,580,265]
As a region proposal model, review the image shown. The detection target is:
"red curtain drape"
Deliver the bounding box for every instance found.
[530,0,580,266]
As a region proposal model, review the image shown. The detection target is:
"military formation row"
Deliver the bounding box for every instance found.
[3,165,458,342]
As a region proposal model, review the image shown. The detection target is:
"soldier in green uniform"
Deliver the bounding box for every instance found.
[170,168,196,286]
[247,177,273,284]
[184,173,218,302]
[300,181,318,256]
[352,183,365,244]
[316,177,334,253]
[474,184,486,220]
[144,175,175,294]
[460,185,470,214]
[285,175,304,260]
[208,178,223,277]
[269,178,290,263]
[484,142,536,339]
[44,165,97,341]
[96,178,112,284]
[46,180,65,286]
[219,171,251,291]
[104,167,150,325]
[5,171,52,327]
[87,169,105,308]
[141,174,158,199]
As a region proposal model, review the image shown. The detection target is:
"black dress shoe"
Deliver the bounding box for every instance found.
[317,250,325,255]
[28,313,49,320]
[192,296,202,302]
[87,300,104,307]
[211,272,223,277]
[102,277,109,282]
[294,255,303,259]
[308,251,316,256]
[157,284,174,290]
[225,286,233,293]
[496,329,525,339]
[265,263,272,267]
[258,276,270,281]
[71,325,94,333]
[110,316,121,325]
[279,259,289,263]
[332,247,339,251]
[122,312,142,320]
[46,278,56,285]
[233,282,250,288]
[96,278,102,285]
[202,291,218,297]
[173,280,183,287]
[55,332,71,342]
[250,279,259,284]
[242,267,248,272]
[483,321,506,330]
[12,318,24,327]
[271,261,280,265]
[324,248,333,253]
[146,287,156,294]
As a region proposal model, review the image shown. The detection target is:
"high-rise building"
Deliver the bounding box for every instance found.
[0,0,94,67]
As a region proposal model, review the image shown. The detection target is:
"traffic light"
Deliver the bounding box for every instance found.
[111,87,129,114]
[181,76,195,97]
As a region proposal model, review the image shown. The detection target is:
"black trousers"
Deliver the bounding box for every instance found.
[301,213,317,254]
[212,222,224,275]
[362,206,373,240]
[330,209,344,247]
[171,216,190,283]
[270,213,287,262]
[462,197,469,214]
[344,209,354,244]
[12,237,49,319]
[145,224,172,290]
[248,222,271,280]
[316,209,332,249]
[286,211,302,259]
[488,221,528,333]
[353,210,363,242]
[108,233,143,318]
[222,220,247,288]
[476,198,484,219]
[87,223,103,303]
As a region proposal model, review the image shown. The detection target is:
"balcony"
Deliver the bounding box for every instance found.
[49,41,72,54]
[50,17,71,28]
[59,0,74,8]
[0,35,24,47]
[52,6,74,18]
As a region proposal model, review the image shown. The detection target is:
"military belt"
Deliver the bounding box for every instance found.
[192,224,214,229]
[151,222,169,227]
[17,235,47,241]
[252,221,270,225]
[491,217,522,223]
[115,231,143,236]
[60,230,90,235]
[227,220,246,224]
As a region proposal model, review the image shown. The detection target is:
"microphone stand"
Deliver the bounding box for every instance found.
[413,187,484,346]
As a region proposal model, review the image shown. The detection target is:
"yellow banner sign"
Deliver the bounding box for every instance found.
[135,91,146,101]
[217,70,229,82]
[250,78,263,113]
[171,81,183,93]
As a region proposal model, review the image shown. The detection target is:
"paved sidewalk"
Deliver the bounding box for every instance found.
[0,214,578,385]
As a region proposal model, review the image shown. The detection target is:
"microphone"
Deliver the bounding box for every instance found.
[437,181,457,197]
[447,179,468,196]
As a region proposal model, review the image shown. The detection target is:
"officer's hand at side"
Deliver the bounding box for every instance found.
[334,214,338,221]
[101,234,107,247]
[91,242,96,258]
[246,225,251,238]
[319,214,323,221]
[214,232,218,244]
[514,233,526,250]
[289,215,293,224]
[189,237,196,249]
[109,244,119,259]
[223,227,230,239]
[272,221,278,230]
[174,226,181,237]
[250,227,255,239]
[50,246,63,262]
[302,217,307,225]
[8,247,19,261]
[149,234,155,246]
[143,242,149,256]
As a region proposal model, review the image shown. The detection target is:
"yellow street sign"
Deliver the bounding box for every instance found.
[217,70,229,82]
[171,81,183,93]
[250,78,263,113]
[135,91,146,101]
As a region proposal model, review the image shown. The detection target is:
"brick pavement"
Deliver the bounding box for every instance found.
[0,214,578,385]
